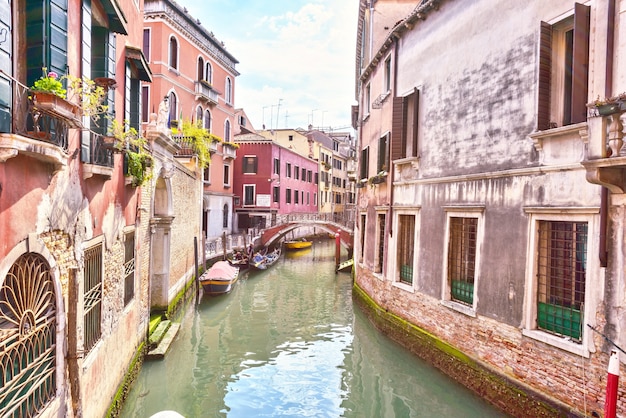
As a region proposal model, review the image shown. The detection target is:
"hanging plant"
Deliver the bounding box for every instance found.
[172,119,223,168]
[109,119,153,186]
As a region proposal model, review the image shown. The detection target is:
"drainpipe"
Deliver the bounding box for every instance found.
[600,0,615,267]
[388,36,399,238]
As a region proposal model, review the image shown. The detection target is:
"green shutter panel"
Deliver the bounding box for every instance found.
[571,3,590,125]
[49,0,68,77]
[91,26,116,135]
[81,0,92,162]
[0,0,12,132]
[537,22,552,131]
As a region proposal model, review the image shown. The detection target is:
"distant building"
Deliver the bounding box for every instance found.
[355,0,626,416]
[233,133,319,231]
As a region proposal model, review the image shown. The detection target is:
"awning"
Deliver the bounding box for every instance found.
[125,46,153,82]
[101,0,128,35]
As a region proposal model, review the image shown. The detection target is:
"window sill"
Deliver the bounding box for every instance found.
[441,300,477,318]
[373,272,384,281]
[392,280,414,293]
[522,329,589,357]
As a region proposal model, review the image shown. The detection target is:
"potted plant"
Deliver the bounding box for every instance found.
[30,68,82,126]
[171,119,221,168]
[109,120,154,187]
[587,93,626,116]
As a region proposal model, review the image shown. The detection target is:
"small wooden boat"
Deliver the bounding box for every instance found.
[284,239,313,250]
[227,249,250,269]
[200,261,239,295]
[250,247,282,270]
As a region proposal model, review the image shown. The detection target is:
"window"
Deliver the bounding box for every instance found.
[360,146,369,180]
[197,56,204,81]
[294,166,300,180]
[391,88,419,160]
[124,231,135,306]
[286,163,292,178]
[314,193,317,206]
[396,214,416,285]
[142,28,150,62]
[224,119,231,141]
[314,172,319,184]
[536,221,587,341]
[244,185,255,205]
[205,62,213,83]
[223,204,229,228]
[294,190,299,204]
[365,83,371,116]
[225,77,232,103]
[141,85,150,123]
[384,56,391,92]
[375,213,386,274]
[307,192,310,205]
[301,167,306,181]
[378,133,389,173]
[360,214,367,261]
[223,164,231,187]
[273,158,281,175]
[242,156,258,174]
[286,188,292,204]
[204,110,212,131]
[84,241,103,352]
[0,253,56,416]
[196,106,203,125]
[273,186,280,203]
[538,3,590,130]
[168,91,177,126]
[446,216,479,307]
[204,166,211,183]
[169,35,178,69]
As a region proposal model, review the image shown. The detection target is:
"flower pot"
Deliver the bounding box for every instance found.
[597,103,622,116]
[32,92,82,128]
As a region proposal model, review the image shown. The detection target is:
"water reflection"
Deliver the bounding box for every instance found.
[121,240,505,418]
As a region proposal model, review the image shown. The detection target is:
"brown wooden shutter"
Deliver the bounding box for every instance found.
[538,22,552,131]
[391,96,406,161]
[571,2,590,124]
[412,88,420,157]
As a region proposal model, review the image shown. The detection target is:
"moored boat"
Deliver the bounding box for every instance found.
[250,247,282,270]
[284,239,313,250]
[200,261,239,295]
[227,248,250,269]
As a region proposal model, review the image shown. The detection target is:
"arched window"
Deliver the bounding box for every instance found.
[205,62,213,84]
[169,36,178,69]
[224,119,231,142]
[169,91,177,125]
[223,204,229,228]
[0,253,56,416]
[225,77,232,103]
[197,57,204,81]
[204,110,212,131]
[196,106,203,124]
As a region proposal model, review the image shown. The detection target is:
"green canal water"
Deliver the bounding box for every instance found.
[121,239,507,417]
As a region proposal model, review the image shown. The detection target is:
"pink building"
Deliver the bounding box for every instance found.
[234,133,319,231]
[143,0,240,240]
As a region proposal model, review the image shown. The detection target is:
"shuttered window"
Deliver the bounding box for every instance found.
[391,88,419,161]
[537,3,589,130]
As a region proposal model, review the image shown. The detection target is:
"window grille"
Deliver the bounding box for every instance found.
[536,221,587,341]
[448,217,477,305]
[84,244,103,352]
[397,215,415,284]
[124,232,135,306]
[376,214,386,273]
[0,253,56,417]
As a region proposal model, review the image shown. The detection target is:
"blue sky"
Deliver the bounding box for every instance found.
[184,0,359,132]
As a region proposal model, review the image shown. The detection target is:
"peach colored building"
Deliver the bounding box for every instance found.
[143,0,240,241]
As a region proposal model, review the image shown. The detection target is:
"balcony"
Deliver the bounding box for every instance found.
[172,135,195,157]
[223,143,237,159]
[209,140,218,153]
[0,78,81,169]
[82,133,114,179]
[194,81,219,105]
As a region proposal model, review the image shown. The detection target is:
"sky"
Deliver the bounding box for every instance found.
[184,0,359,133]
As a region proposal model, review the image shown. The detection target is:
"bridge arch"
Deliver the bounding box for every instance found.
[258,221,353,250]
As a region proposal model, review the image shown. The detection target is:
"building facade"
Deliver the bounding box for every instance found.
[355,0,626,416]
[233,133,319,232]
[143,0,239,242]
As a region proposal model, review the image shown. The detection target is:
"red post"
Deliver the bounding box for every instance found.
[605,349,620,418]
[335,231,341,270]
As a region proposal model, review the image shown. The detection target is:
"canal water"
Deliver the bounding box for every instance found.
[121,239,506,418]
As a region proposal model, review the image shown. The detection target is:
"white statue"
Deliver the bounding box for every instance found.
[156,96,169,130]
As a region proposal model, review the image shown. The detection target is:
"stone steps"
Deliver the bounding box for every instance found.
[146,320,181,360]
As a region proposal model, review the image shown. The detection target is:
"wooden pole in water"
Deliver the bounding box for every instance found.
[194,237,199,294]
[335,231,341,272]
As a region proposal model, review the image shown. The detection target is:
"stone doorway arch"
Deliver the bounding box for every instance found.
[150,174,174,311]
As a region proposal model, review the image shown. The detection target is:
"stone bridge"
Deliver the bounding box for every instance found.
[257,214,354,250]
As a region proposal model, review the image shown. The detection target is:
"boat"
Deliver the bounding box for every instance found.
[227,248,250,269]
[284,239,313,250]
[250,247,282,270]
[199,261,239,295]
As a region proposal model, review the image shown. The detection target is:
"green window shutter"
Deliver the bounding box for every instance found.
[81,0,92,162]
[91,26,115,135]
[25,0,67,86]
[0,0,12,132]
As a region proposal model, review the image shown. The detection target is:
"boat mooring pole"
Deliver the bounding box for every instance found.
[605,349,620,418]
[335,231,340,272]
